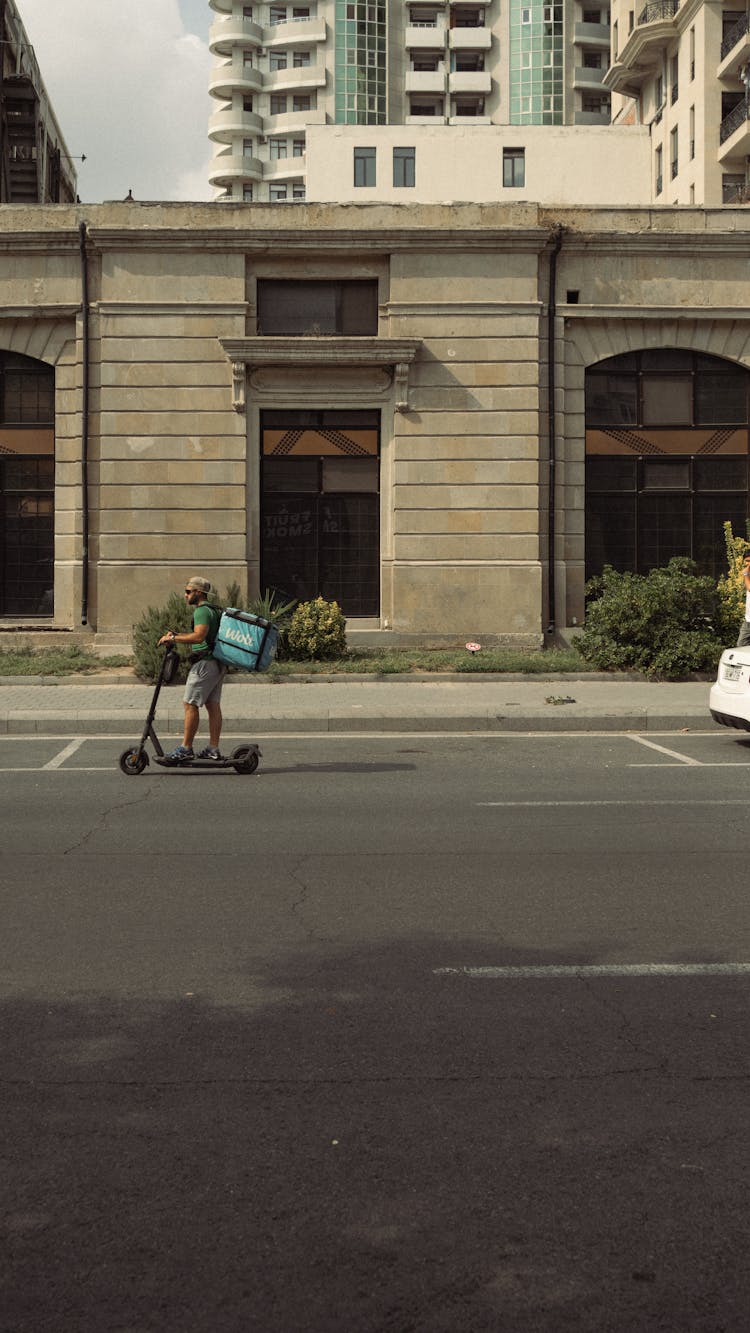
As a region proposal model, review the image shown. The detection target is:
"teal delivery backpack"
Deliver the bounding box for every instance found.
[212,608,279,673]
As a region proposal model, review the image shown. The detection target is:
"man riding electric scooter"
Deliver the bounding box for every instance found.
[158,576,225,763]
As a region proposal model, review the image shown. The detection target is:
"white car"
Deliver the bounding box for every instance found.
[710,648,750,731]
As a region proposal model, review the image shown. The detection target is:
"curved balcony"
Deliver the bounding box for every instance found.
[263,107,325,136]
[264,158,306,183]
[604,0,678,94]
[208,105,264,144]
[574,65,606,91]
[209,59,264,101]
[264,64,327,93]
[209,150,264,190]
[209,17,263,56]
[263,16,327,47]
[209,0,232,13]
[573,20,610,47]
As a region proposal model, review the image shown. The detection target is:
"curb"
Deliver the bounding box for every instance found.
[0,710,720,736]
[0,670,713,687]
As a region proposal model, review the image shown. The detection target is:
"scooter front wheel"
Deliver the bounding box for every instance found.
[119,747,149,776]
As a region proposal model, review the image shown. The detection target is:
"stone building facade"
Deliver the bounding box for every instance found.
[0,201,749,649]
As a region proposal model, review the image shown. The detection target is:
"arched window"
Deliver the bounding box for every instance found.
[585,350,749,580]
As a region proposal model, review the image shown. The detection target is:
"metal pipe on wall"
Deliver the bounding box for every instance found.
[79,220,90,625]
[547,223,564,637]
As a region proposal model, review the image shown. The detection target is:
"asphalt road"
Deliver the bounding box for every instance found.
[3,730,750,1332]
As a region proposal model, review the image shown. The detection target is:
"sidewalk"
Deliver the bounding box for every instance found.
[0,672,718,734]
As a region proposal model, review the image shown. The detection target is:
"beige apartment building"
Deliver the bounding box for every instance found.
[606,0,750,206]
[1,201,750,651]
[302,123,651,203]
[208,0,613,203]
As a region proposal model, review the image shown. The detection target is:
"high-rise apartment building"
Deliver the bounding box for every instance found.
[605,0,750,206]
[0,0,77,203]
[208,0,612,202]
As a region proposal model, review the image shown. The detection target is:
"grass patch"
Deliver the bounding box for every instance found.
[0,646,132,676]
[0,644,591,678]
[267,647,589,676]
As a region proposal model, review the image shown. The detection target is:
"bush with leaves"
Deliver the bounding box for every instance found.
[287,596,347,661]
[132,584,299,680]
[715,519,750,644]
[132,592,193,682]
[574,557,723,678]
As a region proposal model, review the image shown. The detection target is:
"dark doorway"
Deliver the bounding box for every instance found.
[261,410,380,616]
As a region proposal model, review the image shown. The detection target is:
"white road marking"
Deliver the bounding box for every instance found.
[435,963,750,979]
[630,762,750,768]
[628,736,701,765]
[42,739,85,770]
[477,799,748,807]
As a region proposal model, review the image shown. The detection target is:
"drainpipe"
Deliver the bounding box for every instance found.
[546,223,564,638]
[79,220,90,625]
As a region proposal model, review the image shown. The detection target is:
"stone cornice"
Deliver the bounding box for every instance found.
[95,301,250,316]
[560,304,750,320]
[546,225,750,254]
[85,227,551,254]
[0,304,80,320]
[220,336,421,414]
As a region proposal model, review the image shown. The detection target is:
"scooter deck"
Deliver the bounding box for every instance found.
[155,756,236,768]
[154,745,260,771]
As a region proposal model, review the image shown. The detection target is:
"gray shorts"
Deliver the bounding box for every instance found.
[183,657,227,707]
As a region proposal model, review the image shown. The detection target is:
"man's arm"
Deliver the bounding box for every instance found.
[158,610,210,647]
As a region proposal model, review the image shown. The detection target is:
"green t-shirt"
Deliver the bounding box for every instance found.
[191,603,220,657]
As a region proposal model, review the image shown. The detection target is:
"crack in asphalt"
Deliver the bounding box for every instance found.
[61,783,156,855]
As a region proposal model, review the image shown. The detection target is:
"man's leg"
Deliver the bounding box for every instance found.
[737,619,750,648]
[182,701,201,748]
[205,699,222,748]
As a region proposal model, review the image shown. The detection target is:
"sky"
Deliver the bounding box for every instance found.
[19,0,215,202]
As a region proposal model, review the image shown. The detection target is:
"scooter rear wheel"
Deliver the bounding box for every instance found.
[119,747,149,776]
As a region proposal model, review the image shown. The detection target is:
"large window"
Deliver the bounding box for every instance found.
[586,350,748,427]
[261,410,380,616]
[256,279,379,335]
[585,350,750,581]
[0,352,55,615]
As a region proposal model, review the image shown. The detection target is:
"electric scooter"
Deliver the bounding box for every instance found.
[118,645,261,776]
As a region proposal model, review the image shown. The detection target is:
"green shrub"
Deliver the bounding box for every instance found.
[575,558,723,678]
[287,596,347,660]
[132,592,192,681]
[715,519,750,643]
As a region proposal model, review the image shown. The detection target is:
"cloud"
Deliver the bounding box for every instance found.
[19,0,213,202]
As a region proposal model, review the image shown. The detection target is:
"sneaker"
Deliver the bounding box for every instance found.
[165,745,194,763]
[197,746,223,761]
